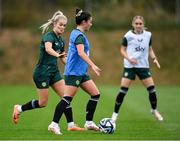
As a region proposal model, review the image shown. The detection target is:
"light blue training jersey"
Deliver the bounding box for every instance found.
[64,29,90,76]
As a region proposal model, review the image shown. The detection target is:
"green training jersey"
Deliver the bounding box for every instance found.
[37,31,65,67]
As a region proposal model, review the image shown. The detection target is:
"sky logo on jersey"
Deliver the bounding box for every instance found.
[55,42,59,46]
[135,46,145,52]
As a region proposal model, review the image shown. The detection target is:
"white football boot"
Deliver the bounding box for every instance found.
[84,121,99,131]
[151,109,163,121]
[48,122,62,135]
[12,104,21,124]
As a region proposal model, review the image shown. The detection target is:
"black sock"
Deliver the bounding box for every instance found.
[114,87,128,113]
[86,94,100,121]
[64,105,73,123]
[21,100,40,111]
[147,86,157,109]
[52,96,72,123]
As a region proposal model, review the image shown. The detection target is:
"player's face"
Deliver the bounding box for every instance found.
[84,17,92,31]
[132,19,144,33]
[53,19,67,35]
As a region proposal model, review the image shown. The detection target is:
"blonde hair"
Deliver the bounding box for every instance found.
[40,11,67,34]
[132,15,147,30]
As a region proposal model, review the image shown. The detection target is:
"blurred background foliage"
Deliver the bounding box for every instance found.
[1,0,180,29]
[0,0,180,85]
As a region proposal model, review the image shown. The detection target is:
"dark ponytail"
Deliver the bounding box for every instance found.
[75,8,91,25]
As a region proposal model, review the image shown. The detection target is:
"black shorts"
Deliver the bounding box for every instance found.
[122,68,151,80]
[64,75,91,87]
[33,65,62,89]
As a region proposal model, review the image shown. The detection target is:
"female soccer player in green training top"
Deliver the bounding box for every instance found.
[12,10,84,132]
[48,8,101,135]
[111,15,163,123]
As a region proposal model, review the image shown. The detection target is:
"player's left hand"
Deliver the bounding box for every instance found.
[91,65,101,76]
[59,52,67,58]
[153,58,160,69]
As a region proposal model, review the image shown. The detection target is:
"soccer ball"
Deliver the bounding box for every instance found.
[98,118,116,134]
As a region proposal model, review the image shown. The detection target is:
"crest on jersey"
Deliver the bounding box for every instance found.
[42,82,47,87]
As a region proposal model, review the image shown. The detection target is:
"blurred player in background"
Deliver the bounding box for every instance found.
[111,15,163,123]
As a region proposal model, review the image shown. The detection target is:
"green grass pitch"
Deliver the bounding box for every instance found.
[0,85,180,140]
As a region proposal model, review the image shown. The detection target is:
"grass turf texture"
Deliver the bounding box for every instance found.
[0,85,180,140]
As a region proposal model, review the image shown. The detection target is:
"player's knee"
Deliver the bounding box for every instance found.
[90,88,100,97]
[39,100,48,107]
[57,92,64,98]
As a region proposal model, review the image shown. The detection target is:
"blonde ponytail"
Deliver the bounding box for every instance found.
[40,10,67,34]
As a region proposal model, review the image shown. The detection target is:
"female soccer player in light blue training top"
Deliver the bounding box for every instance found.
[12,10,83,132]
[48,8,101,135]
[111,15,163,123]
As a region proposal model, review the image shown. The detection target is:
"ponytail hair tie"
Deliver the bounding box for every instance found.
[76,10,83,17]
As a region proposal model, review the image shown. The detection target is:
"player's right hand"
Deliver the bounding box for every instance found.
[129,58,137,65]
